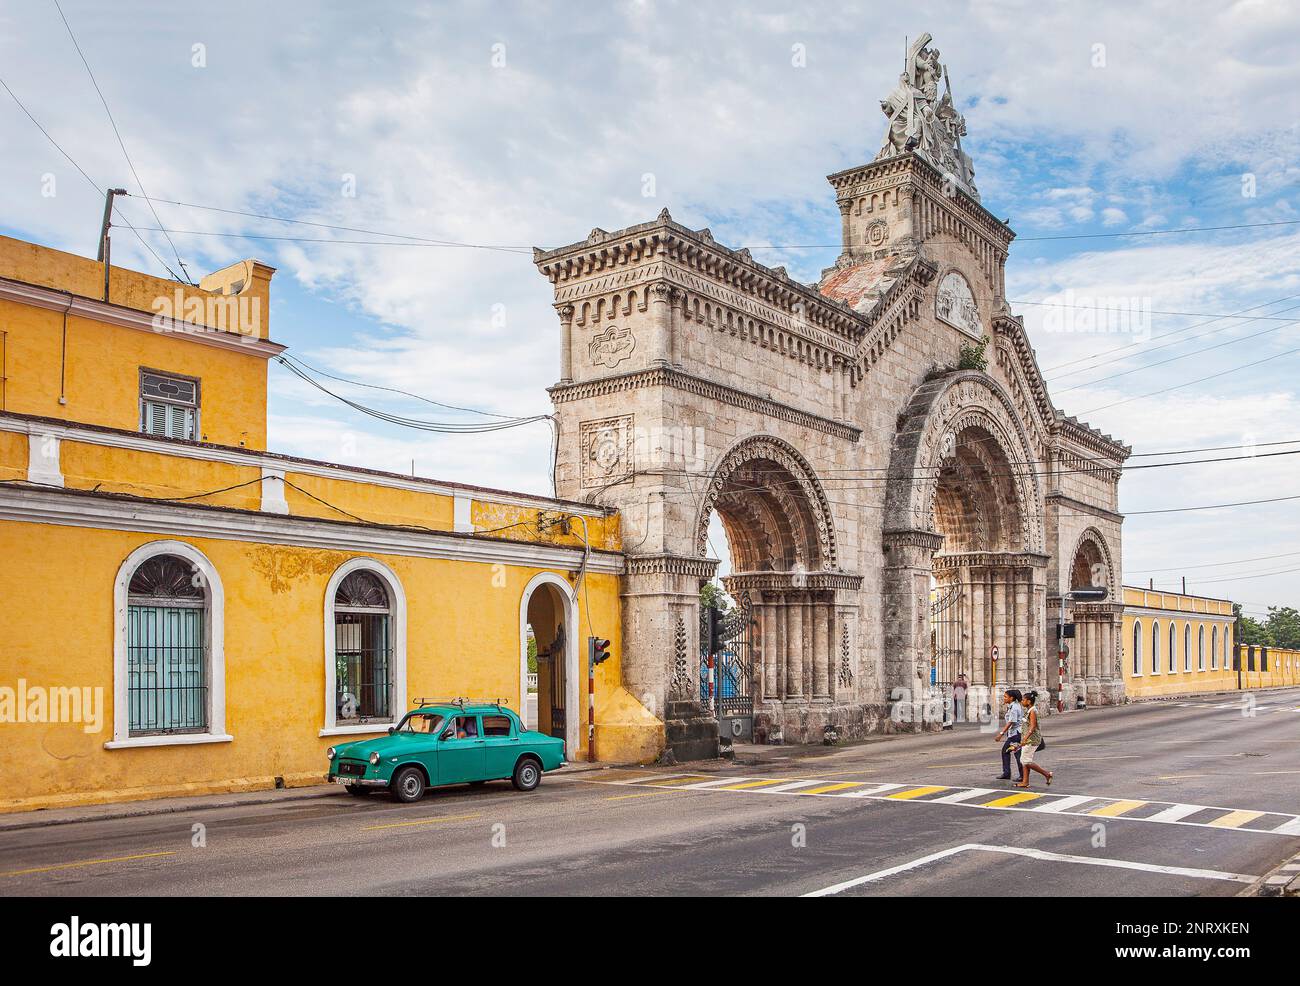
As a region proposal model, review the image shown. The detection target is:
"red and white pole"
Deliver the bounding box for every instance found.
[587,655,596,763]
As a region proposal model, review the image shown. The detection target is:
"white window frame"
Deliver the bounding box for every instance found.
[1211,626,1218,670]
[139,367,201,441]
[108,540,229,749]
[1184,624,1192,672]
[1198,624,1206,671]
[1169,623,1177,674]
[1131,620,1142,676]
[321,557,407,737]
[1151,621,1160,675]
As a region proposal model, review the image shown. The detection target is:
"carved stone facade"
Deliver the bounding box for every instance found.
[535,34,1129,740]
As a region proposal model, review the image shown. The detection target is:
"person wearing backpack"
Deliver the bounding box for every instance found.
[1011,690,1053,789]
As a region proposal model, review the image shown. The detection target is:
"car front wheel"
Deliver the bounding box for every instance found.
[391,766,426,803]
[512,757,542,792]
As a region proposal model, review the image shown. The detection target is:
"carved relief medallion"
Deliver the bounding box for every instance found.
[589,325,636,368]
[865,219,889,249]
[580,414,634,488]
[935,270,981,337]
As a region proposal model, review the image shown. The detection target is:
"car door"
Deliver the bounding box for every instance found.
[436,714,486,785]
[481,712,520,779]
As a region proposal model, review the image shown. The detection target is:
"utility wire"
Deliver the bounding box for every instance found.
[0,74,181,281]
[1080,345,1300,415]
[1126,493,1300,516]
[52,0,192,283]
[1129,549,1300,574]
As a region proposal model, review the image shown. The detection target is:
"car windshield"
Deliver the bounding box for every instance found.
[397,712,445,734]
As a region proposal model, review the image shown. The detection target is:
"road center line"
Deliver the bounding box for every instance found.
[803,844,1258,897]
[0,850,177,878]
[361,812,482,831]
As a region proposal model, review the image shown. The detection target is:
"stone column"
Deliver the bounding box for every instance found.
[763,600,778,703]
[813,601,830,699]
[558,304,575,383]
[787,599,804,699]
[882,529,944,726]
[649,283,672,367]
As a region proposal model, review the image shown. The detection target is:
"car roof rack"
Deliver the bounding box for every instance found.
[410,697,506,710]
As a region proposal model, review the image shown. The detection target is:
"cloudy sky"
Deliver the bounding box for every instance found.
[2,1,1298,612]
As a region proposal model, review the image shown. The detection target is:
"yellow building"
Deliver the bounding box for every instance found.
[0,234,660,813]
[1120,586,1298,698]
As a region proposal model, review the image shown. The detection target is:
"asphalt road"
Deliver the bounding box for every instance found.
[3,689,1298,897]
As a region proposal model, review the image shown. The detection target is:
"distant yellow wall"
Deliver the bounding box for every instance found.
[1236,645,1300,690]
[0,518,634,813]
[1120,585,1284,698]
[0,235,274,449]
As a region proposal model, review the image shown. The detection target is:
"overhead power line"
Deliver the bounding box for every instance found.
[0,74,182,281]
[1080,345,1300,415]
[1126,493,1300,516]
[52,0,192,283]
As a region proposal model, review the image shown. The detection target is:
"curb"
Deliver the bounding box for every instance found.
[1250,847,1300,897]
[0,760,619,833]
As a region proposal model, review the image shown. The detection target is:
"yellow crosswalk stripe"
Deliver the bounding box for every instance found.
[887,786,948,800]
[798,782,865,796]
[1207,809,1265,829]
[716,778,786,791]
[1090,800,1146,817]
[647,775,712,786]
[983,792,1041,808]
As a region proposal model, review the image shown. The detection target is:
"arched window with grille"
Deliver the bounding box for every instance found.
[1185,624,1192,672]
[1151,621,1160,674]
[1131,620,1142,675]
[110,540,227,748]
[1211,626,1219,670]
[323,559,406,735]
[1169,623,1177,673]
[1198,625,1206,671]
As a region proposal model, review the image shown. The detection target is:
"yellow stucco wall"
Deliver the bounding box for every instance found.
[1119,586,1300,698]
[0,235,273,449]
[0,517,647,813]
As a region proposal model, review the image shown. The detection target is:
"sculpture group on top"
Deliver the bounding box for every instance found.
[877,32,979,200]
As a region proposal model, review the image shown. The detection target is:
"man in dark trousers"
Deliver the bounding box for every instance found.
[994,688,1024,780]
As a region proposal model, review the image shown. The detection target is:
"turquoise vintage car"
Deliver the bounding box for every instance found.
[326,701,566,802]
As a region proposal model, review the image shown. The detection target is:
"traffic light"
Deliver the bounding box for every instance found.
[707,606,727,655]
[588,635,612,667]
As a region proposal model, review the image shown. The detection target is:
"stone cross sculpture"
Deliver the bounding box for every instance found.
[876,32,979,201]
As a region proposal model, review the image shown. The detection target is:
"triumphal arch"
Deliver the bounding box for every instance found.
[534,33,1130,743]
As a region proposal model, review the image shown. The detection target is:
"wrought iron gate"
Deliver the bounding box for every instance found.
[700,592,756,741]
[930,580,964,721]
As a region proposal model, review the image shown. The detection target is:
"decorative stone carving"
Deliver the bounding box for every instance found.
[935,270,980,337]
[579,414,634,488]
[588,325,636,368]
[865,219,889,249]
[838,622,854,687]
[671,615,691,697]
[876,32,978,200]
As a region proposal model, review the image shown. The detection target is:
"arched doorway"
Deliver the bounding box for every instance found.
[1064,528,1120,704]
[689,435,861,743]
[884,373,1048,727]
[519,573,579,756]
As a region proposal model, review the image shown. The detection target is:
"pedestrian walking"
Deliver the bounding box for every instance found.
[993,687,1023,780]
[952,672,969,723]
[1011,690,1053,788]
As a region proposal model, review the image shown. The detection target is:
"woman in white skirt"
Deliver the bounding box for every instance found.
[1012,690,1053,789]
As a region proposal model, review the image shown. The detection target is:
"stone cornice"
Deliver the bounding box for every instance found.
[0,275,286,358]
[991,313,1056,432]
[548,366,862,442]
[826,153,1015,250]
[1055,414,1132,461]
[933,550,1051,570]
[725,570,864,592]
[1045,491,1124,523]
[534,212,869,344]
[623,553,720,578]
[882,527,946,551]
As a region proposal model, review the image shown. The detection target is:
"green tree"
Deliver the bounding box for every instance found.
[700,581,732,614]
[1264,606,1300,649]
[1235,605,1273,647]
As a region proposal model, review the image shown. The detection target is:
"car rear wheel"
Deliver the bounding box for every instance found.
[512,757,542,792]
[391,766,426,803]
[345,785,371,797]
